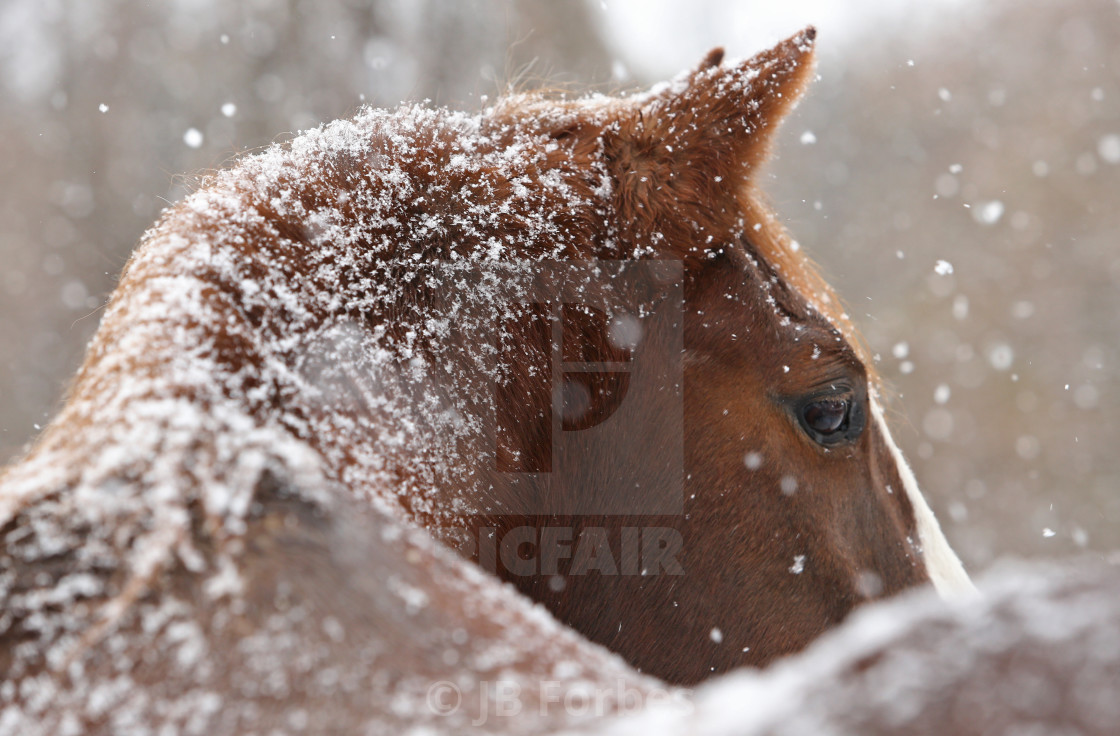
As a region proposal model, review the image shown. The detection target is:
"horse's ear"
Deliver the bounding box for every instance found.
[604,28,816,258]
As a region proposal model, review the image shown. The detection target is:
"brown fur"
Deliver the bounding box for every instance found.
[0,29,940,731]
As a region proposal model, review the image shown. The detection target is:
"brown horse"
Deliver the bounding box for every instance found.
[0,29,970,731]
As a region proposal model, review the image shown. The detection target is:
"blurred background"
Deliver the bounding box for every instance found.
[1,0,1117,572]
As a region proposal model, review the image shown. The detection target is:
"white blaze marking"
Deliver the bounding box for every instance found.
[870,394,977,597]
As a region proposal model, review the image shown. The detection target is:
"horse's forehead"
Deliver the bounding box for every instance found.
[708,240,842,353]
[730,195,876,381]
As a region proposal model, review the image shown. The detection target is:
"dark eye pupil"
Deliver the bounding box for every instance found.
[803,400,848,434]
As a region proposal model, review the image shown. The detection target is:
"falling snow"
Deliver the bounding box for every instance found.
[933,384,951,404]
[1097,134,1120,164]
[987,343,1015,371]
[972,200,1004,225]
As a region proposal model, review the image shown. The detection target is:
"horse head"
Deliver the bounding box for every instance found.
[440,30,976,682]
[0,30,974,718]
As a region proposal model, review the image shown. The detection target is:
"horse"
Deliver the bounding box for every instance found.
[0,28,972,732]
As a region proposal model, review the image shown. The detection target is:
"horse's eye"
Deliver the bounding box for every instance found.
[803,400,848,434]
[798,396,863,447]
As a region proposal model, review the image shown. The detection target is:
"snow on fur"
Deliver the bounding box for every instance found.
[0,90,666,736]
